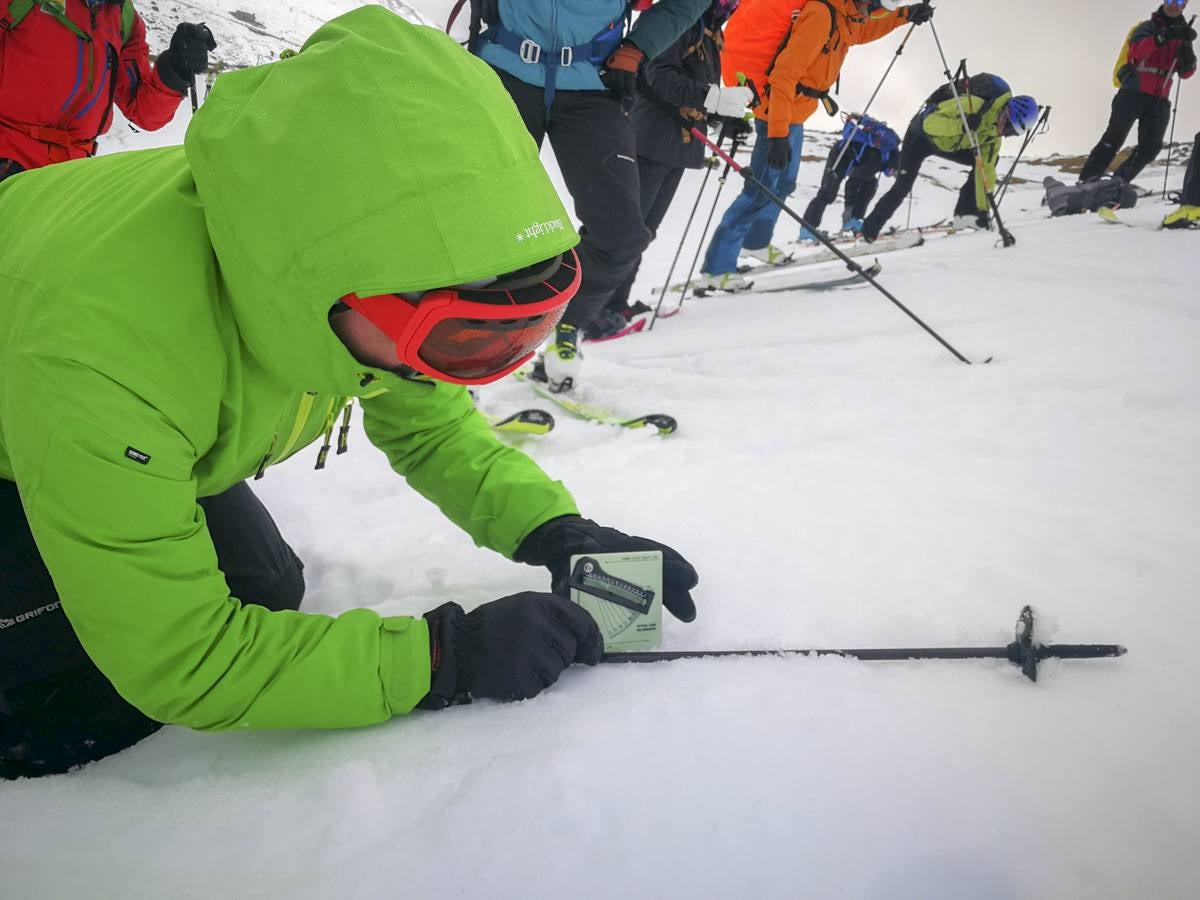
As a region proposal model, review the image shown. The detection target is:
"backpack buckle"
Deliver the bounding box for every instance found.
[559,46,573,67]
[518,38,542,65]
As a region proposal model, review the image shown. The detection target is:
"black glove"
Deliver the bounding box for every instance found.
[417,592,603,708]
[765,136,791,172]
[1168,18,1197,42]
[515,515,699,622]
[599,41,645,100]
[1180,44,1198,72]
[906,2,934,25]
[156,23,216,94]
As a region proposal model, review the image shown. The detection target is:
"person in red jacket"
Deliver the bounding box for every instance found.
[1078,0,1196,184]
[0,0,215,182]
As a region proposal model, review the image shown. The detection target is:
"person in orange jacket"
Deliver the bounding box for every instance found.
[696,0,931,291]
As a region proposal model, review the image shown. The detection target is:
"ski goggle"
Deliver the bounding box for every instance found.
[1164,0,1188,7]
[340,250,580,385]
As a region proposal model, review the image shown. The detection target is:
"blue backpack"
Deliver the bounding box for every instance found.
[840,114,900,167]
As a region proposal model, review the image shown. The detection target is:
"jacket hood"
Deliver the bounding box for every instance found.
[185,7,577,395]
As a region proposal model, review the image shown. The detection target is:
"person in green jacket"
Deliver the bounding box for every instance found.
[0,7,699,780]
[860,74,1039,241]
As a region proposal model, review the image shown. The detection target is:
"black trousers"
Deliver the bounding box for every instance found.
[0,158,25,184]
[1182,131,1200,205]
[1079,89,1171,183]
[862,115,977,239]
[0,479,305,778]
[494,69,653,331]
[605,156,686,311]
[803,144,886,230]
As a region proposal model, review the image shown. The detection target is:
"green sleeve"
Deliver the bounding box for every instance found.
[359,377,578,558]
[973,93,1010,213]
[3,356,430,731]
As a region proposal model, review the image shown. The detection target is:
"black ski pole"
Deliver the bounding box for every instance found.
[648,120,727,330]
[830,23,916,173]
[685,122,986,365]
[995,105,1050,208]
[1160,22,1193,199]
[662,122,747,318]
[602,606,1125,683]
[927,28,1016,247]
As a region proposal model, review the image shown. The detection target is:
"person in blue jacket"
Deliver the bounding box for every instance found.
[473,0,737,392]
[797,112,899,239]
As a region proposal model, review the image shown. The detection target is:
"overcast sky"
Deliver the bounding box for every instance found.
[831,1,1198,159]
[427,0,1198,161]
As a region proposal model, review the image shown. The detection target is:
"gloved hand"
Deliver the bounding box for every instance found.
[1167,18,1197,42]
[600,41,645,100]
[417,592,603,708]
[156,22,216,94]
[515,515,699,622]
[703,84,755,118]
[765,136,791,172]
[905,2,934,25]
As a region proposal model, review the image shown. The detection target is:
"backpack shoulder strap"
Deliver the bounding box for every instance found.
[120,0,135,44]
[1,0,89,40]
[1,0,40,30]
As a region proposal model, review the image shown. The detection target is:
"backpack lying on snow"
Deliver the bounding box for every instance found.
[1042,176,1139,216]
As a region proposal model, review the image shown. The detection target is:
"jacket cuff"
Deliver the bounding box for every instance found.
[379,615,432,714]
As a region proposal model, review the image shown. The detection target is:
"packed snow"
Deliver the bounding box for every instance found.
[5,7,1200,900]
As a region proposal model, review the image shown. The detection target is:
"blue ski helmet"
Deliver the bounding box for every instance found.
[1002,95,1039,136]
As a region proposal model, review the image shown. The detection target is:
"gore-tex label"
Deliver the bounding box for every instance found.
[125,446,151,464]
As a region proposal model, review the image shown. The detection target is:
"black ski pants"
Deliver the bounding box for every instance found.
[1079,89,1171,183]
[1,479,305,779]
[803,145,886,230]
[606,156,686,311]
[862,115,977,239]
[494,69,653,331]
[1182,131,1200,205]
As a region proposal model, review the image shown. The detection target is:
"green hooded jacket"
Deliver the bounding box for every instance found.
[0,8,581,731]
[922,90,1012,214]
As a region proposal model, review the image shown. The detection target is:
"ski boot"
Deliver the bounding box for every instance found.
[795,226,824,243]
[742,244,793,266]
[693,271,751,293]
[582,309,627,341]
[843,216,864,235]
[1162,205,1200,230]
[949,213,988,232]
[541,323,581,393]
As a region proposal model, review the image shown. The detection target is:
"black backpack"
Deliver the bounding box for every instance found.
[1042,176,1139,216]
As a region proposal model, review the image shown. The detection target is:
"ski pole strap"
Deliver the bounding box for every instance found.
[796,83,838,116]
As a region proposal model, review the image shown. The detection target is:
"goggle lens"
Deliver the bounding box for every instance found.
[417,309,565,381]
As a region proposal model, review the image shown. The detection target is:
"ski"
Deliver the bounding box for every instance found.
[652,232,920,295]
[744,260,882,294]
[483,408,556,436]
[582,317,648,344]
[1097,207,1132,227]
[513,369,677,435]
[690,260,882,297]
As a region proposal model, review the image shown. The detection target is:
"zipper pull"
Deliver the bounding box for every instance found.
[337,402,353,454]
[315,424,333,470]
[255,434,277,480]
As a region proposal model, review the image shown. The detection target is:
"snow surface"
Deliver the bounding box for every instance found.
[5,10,1200,900]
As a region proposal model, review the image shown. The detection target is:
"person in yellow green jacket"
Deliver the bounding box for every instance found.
[860,73,1039,242]
[0,7,699,780]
